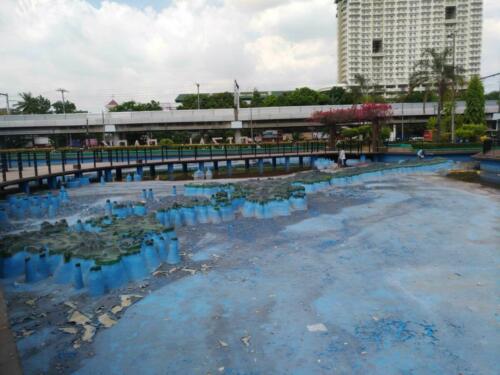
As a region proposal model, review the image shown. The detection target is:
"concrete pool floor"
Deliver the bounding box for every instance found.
[3,173,500,374]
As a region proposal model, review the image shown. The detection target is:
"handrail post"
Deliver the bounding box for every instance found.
[1,153,7,182]
[93,150,97,168]
[194,146,197,160]
[62,150,66,174]
[224,144,227,159]
[108,150,113,166]
[17,152,23,179]
[127,148,130,164]
[46,152,51,174]
[33,152,38,177]
[209,145,213,160]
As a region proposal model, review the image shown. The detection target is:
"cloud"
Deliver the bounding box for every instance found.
[0,0,498,112]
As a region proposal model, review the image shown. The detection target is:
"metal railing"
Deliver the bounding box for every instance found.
[1,141,333,183]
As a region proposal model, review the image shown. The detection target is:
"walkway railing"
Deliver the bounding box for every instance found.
[1,141,332,183]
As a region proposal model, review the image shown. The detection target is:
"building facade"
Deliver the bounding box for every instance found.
[335,0,483,93]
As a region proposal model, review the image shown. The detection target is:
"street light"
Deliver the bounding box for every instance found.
[56,88,69,114]
[0,93,9,114]
[196,83,200,110]
[447,32,457,143]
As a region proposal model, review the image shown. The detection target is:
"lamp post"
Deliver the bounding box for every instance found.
[448,32,457,143]
[56,88,69,114]
[0,93,9,114]
[196,83,200,110]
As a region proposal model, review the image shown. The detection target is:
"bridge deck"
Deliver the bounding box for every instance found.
[1,149,368,192]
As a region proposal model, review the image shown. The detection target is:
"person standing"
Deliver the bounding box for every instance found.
[339,149,346,167]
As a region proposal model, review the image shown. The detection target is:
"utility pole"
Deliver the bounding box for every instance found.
[448,32,457,143]
[0,93,9,114]
[56,88,69,114]
[196,83,200,110]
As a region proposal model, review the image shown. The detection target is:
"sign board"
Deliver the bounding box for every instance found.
[492,113,500,120]
[104,125,116,133]
[231,121,242,129]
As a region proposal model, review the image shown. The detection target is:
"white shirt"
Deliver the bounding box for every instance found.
[339,150,346,160]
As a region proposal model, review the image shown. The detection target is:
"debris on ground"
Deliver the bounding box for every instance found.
[59,327,78,335]
[68,311,91,325]
[307,323,328,332]
[98,314,117,328]
[240,335,251,347]
[218,340,229,347]
[82,324,96,342]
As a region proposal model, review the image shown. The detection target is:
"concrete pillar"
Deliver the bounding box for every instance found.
[213,161,219,170]
[234,130,242,144]
[198,162,205,171]
[48,176,57,189]
[167,164,174,181]
[245,159,250,170]
[226,160,232,177]
[112,133,120,146]
[149,165,156,179]
[310,156,316,167]
[97,170,103,180]
[299,156,304,167]
[115,168,123,181]
[20,181,30,194]
[272,158,277,170]
[182,163,188,173]
[258,159,264,175]
[105,169,113,182]
[285,157,290,172]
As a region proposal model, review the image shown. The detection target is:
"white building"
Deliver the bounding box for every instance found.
[335,0,483,93]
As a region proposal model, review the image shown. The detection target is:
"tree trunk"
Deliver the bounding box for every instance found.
[436,81,444,143]
[371,121,380,152]
[329,125,337,149]
[436,98,442,143]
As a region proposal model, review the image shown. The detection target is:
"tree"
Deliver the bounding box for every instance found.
[380,126,392,141]
[463,75,485,124]
[15,92,51,114]
[485,91,499,100]
[250,89,263,107]
[310,103,391,149]
[310,106,358,147]
[341,127,359,139]
[52,100,77,114]
[410,48,462,141]
[111,100,162,112]
[356,103,393,150]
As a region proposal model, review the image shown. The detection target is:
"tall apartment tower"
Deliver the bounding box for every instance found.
[335,0,483,93]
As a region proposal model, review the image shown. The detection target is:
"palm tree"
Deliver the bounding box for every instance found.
[15,92,51,114]
[352,74,370,103]
[410,48,462,141]
[15,92,37,113]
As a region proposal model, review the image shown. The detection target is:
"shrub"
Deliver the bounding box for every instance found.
[159,138,174,146]
[456,124,487,142]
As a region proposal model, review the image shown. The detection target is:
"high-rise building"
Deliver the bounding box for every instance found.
[335,0,483,94]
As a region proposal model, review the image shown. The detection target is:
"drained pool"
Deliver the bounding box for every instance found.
[1,164,499,375]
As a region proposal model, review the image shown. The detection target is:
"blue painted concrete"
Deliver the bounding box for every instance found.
[74,175,500,375]
[377,153,473,163]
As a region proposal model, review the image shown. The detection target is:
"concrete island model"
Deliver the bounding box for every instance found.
[2,155,498,374]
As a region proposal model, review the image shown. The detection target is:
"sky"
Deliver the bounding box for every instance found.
[0,0,499,112]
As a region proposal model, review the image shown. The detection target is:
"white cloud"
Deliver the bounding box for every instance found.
[0,0,498,112]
